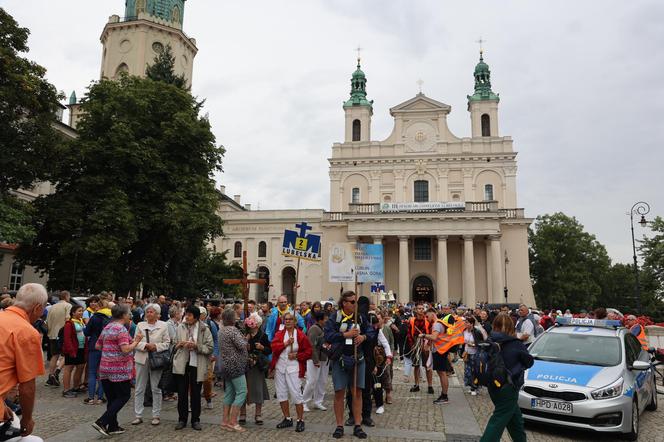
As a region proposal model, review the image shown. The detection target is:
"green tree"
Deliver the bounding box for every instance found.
[145,44,187,89]
[188,248,243,298]
[0,8,62,256]
[529,212,611,310]
[19,74,224,294]
[640,216,664,293]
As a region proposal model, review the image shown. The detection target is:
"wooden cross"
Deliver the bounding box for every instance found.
[223,250,266,318]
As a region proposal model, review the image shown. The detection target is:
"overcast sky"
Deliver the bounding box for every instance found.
[5,0,662,264]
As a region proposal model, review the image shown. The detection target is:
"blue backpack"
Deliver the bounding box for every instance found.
[471,341,512,388]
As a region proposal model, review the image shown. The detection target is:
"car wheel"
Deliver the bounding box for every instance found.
[646,376,658,411]
[623,398,639,441]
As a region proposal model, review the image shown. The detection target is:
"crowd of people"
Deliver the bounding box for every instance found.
[0,283,651,441]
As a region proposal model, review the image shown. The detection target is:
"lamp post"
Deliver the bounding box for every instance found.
[630,201,650,314]
[504,250,510,304]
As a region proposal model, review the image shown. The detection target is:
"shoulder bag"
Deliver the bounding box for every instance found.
[146,328,171,371]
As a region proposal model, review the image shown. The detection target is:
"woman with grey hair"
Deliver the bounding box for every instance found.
[131,303,171,426]
[91,304,143,437]
[218,307,249,432]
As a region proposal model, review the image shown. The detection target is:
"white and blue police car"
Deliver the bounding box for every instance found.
[518,317,657,440]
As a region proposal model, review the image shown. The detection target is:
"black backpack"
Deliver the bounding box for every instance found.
[471,341,512,389]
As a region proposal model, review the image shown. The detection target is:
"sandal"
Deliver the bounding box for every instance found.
[333,426,344,439]
[353,425,368,439]
[255,415,263,426]
[230,424,246,433]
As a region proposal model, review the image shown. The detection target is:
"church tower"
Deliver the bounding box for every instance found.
[467,50,499,138]
[99,0,197,87]
[343,57,373,142]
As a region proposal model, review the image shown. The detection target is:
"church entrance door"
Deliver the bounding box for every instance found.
[412,275,434,303]
[281,266,296,304]
[256,266,270,304]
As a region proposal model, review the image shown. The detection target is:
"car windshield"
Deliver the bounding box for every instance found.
[529,333,621,367]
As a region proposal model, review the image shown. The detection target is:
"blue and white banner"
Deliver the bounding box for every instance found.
[355,244,384,283]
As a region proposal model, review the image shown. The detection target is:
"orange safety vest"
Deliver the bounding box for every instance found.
[631,324,649,351]
[409,316,431,338]
[432,318,465,355]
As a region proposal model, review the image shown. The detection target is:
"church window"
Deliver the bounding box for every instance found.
[484,184,494,201]
[414,180,429,202]
[234,241,242,258]
[9,261,23,291]
[481,114,491,137]
[152,42,164,53]
[351,187,360,204]
[414,238,432,261]
[172,5,181,23]
[135,0,146,14]
[114,63,128,79]
[352,119,361,141]
[258,241,267,258]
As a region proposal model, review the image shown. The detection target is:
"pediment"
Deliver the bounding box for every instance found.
[390,93,451,114]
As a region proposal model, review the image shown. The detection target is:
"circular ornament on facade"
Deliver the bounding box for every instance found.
[119,39,132,53]
[406,121,436,152]
[152,41,164,54]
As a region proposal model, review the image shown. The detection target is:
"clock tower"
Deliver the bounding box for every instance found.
[99,0,197,87]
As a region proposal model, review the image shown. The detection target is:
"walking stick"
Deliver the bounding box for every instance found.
[353,272,359,394]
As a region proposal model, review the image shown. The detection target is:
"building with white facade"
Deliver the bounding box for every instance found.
[217,53,536,307]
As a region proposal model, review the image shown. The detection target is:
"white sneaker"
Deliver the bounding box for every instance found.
[205,401,214,409]
[471,390,477,396]
[376,406,385,415]
[313,403,327,411]
[303,403,311,412]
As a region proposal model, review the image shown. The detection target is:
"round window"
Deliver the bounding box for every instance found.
[152,42,164,53]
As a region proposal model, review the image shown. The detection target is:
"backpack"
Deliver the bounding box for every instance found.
[471,341,513,389]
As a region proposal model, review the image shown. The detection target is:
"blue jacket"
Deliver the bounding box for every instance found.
[323,310,376,359]
[265,306,305,342]
[84,311,111,352]
[207,318,220,357]
[490,332,534,389]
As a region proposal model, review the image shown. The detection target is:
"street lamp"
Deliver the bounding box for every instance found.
[629,201,650,314]
[504,250,510,304]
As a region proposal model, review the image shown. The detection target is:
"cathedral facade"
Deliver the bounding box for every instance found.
[217,54,536,307]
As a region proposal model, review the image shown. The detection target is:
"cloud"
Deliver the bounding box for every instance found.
[5,0,662,264]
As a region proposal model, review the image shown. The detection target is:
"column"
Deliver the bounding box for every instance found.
[398,236,409,304]
[463,235,476,308]
[436,236,449,305]
[490,235,504,305]
[485,239,493,304]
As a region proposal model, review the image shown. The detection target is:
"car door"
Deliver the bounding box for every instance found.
[625,333,652,412]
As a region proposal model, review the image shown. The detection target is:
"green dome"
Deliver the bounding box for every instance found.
[468,51,499,103]
[344,58,373,109]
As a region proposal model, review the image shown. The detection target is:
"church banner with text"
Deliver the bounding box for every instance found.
[355,244,384,283]
[282,222,321,261]
[329,243,355,282]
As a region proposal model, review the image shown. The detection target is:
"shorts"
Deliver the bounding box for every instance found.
[410,349,429,367]
[49,339,62,356]
[331,358,365,391]
[65,347,86,366]
[432,351,452,372]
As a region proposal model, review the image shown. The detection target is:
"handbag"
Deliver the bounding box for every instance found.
[157,348,177,391]
[146,329,171,371]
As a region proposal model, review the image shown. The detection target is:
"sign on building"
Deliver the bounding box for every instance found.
[380,201,465,212]
[282,222,321,261]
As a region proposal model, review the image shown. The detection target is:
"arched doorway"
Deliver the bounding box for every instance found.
[256,266,270,304]
[281,266,296,304]
[412,275,434,303]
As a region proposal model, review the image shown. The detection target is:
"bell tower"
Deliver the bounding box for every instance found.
[343,56,373,143]
[99,0,197,86]
[467,49,500,138]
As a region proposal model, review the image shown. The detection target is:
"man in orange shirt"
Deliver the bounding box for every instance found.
[0,283,48,441]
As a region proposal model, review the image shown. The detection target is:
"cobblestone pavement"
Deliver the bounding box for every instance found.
[31,359,664,441]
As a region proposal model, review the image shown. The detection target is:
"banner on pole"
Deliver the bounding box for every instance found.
[328,243,355,282]
[282,221,321,261]
[355,244,384,283]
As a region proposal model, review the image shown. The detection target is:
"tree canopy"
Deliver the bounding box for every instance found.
[145,44,187,89]
[19,73,225,295]
[529,212,611,311]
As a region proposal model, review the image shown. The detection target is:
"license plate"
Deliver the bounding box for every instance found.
[530,398,573,414]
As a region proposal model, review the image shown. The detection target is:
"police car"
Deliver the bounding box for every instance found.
[518,317,657,440]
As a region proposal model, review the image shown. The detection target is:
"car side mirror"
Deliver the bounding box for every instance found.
[631,360,650,371]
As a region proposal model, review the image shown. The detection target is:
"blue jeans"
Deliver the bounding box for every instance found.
[88,349,104,400]
[464,353,477,390]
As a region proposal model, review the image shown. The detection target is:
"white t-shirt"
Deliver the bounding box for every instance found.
[516,317,534,344]
[277,330,299,374]
[186,322,199,367]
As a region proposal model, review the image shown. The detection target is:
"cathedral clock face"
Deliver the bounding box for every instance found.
[405,121,436,152]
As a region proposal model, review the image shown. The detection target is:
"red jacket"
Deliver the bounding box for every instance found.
[269,327,312,378]
[62,320,88,359]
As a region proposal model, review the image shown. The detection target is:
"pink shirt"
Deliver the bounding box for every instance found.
[98,321,133,382]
